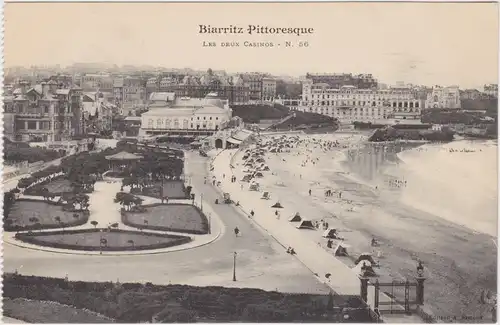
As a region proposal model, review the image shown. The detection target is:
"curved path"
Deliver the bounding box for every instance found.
[3,151,330,294]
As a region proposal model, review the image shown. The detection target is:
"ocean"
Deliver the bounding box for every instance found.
[344,139,498,237]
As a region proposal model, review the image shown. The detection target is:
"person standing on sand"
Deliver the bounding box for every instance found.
[309,189,312,196]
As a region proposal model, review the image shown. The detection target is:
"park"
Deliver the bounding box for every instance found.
[3,142,210,253]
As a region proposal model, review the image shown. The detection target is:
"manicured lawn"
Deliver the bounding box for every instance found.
[132,181,188,199]
[3,298,115,323]
[5,199,88,231]
[15,229,191,251]
[124,203,208,234]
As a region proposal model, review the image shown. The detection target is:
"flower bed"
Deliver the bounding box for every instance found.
[14,228,191,252]
[130,180,189,199]
[122,203,208,235]
[4,199,89,232]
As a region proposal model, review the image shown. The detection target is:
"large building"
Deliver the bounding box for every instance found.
[262,77,277,101]
[483,84,498,98]
[425,85,461,109]
[6,80,83,142]
[140,92,232,136]
[145,73,250,105]
[113,76,147,109]
[81,73,114,92]
[299,80,422,123]
[305,73,378,90]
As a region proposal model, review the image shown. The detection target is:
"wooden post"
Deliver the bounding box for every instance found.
[374,279,380,310]
[404,279,411,315]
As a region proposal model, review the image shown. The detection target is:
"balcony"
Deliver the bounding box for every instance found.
[16,112,51,118]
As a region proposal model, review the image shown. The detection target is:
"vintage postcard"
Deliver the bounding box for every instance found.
[2,1,498,323]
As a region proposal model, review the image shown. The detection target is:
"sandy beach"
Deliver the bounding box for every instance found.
[225,132,497,321]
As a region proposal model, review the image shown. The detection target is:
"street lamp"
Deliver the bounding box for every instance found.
[208,212,212,234]
[233,251,237,281]
[99,229,104,255]
[200,193,204,211]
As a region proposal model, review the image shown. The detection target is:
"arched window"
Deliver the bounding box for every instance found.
[183,119,188,129]
[434,95,439,102]
[157,118,163,128]
[148,119,154,128]
[165,119,171,129]
[173,118,180,129]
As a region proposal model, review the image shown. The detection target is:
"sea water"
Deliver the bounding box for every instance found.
[344,139,498,237]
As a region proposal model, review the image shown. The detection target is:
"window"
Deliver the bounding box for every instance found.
[148,119,154,128]
[197,117,200,120]
[216,117,219,120]
[203,116,206,120]
[157,118,163,128]
[209,116,212,120]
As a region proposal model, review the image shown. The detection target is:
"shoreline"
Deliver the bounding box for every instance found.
[222,132,496,321]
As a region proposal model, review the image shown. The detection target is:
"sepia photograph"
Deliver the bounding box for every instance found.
[2,1,498,323]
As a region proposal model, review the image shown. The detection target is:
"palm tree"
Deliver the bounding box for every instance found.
[91,220,98,229]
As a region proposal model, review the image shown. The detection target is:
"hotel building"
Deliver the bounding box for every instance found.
[6,80,83,142]
[299,79,422,123]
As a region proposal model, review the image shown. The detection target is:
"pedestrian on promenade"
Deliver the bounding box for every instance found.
[250,210,255,217]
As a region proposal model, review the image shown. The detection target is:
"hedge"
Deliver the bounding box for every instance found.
[121,203,209,235]
[14,228,192,252]
[3,274,374,323]
[4,198,90,232]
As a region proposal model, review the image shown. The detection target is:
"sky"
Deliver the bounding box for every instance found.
[4,2,499,89]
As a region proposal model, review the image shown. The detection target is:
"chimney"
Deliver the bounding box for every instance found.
[19,80,29,94]
[41,82,49,97]
[48,80,58,93]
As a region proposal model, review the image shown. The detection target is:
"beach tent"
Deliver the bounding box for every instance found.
[242,155,249,160]
[241,174,253,182]
[333,241,349,256]
[249,183,260,191]
[322,228,340,239]
[254,172,264,178]
[352,260,377,277]
[296,219,315,230]
[354,252,378,266]
[271,202,283,208]
[289,212,302,222]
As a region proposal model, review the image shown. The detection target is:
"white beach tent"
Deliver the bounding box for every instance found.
[289,212,302,222]
[296,219,315,230]
[333,241,350,256]
[352,260,377,276]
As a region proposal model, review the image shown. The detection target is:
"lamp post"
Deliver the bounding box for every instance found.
[232,251,237,281]
[99,229,104,255]
[358,262,369,303]
[415,261,426,305]
[208,212,212,234]
[200,193,204,211]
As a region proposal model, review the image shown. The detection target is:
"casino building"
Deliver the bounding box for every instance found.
[140,92,233,136]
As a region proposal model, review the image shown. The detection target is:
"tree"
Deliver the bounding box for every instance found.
[111,222,119,229]
[127,239,135,247]
[91,220,98,228]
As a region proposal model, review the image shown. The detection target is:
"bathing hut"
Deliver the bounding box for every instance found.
[289,212,302,222]
[333,241,349,256]
[296,219,315,230]
[271,201,283,208]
